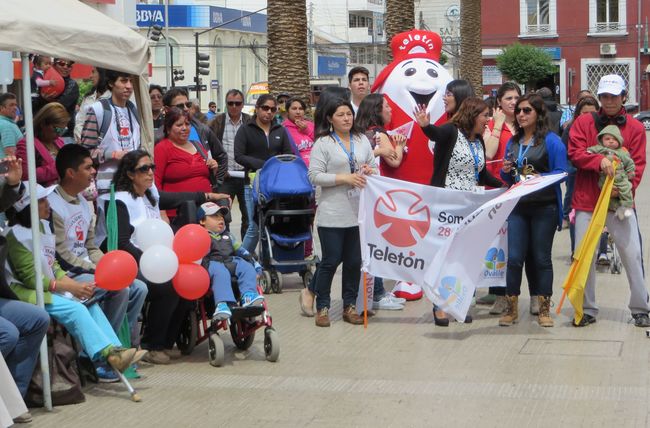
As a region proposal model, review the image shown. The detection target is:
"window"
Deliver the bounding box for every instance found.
[589,0,626,34]
[153,40,179,66]
[349,14,373,30]
[349,46,387,66]
[582,58,636,104]
[519,0,557,38]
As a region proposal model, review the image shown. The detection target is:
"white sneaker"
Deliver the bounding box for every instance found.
[373,294,405,310]
[386,292,406,305]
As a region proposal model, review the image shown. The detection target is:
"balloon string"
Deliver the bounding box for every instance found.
[107,184,117,252]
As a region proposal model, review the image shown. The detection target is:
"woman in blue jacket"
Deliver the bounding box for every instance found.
[499,94,567,328]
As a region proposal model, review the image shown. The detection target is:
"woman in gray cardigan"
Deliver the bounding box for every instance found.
[307,99,376,328]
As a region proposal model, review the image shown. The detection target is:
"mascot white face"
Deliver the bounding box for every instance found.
[382,57,452,123]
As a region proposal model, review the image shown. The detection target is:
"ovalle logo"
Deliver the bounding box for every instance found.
[373,189,430,247]
[484,247,506,271]
[437,276,464,306]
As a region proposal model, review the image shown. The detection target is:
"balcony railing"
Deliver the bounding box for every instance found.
[595,21,621,32]
[525,23,551,34]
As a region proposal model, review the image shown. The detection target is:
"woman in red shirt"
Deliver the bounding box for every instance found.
[484,82,521,181]
[154,108,218,219]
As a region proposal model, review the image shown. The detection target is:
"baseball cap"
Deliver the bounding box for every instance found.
[597,74,626,96]
[197,202,229,220]
[13,182,56,212]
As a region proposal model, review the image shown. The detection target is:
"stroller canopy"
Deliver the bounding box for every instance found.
[254,155,313,202]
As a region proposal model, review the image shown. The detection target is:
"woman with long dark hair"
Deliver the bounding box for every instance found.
[75,67,109,143]
[499,94,567,328]
[308,98,376,327]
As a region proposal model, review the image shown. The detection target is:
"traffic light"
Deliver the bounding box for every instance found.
[197,53,210,75]
[173,69,184,82]
[149,25,163,42]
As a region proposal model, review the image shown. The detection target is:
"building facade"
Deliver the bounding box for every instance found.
[481,0,650,109]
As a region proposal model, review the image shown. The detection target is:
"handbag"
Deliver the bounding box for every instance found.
[189,139,218,189]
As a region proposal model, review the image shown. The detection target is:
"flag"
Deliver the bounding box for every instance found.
[556,162,618,324]
[423,174,567,321]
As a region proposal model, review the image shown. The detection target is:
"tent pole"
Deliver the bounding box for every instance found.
[20,52,52,411]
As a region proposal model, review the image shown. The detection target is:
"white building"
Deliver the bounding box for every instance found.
[415,0,461,77]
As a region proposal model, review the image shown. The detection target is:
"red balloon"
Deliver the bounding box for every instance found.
[173,224,211,264]
[172,263,210,300]
[40,67,65,98]
[95,250,138,291]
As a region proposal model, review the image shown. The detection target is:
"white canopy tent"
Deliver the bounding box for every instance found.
[0,0,153,409]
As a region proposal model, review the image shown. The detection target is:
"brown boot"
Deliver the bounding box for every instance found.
[498,295,518,326]
[342,305,364,325]
[537,296,554,327]
[315,307,330,327]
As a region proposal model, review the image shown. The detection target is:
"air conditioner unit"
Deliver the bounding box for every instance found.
[600,43,617,56]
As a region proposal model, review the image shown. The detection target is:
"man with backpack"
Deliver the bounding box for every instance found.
[80,69,141,194]
[568,74,650,327]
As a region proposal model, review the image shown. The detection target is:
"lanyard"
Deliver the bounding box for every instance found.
[332,132,355,173]
[110,100,134,150]
[466,137,481,184]
[517,138,534,168]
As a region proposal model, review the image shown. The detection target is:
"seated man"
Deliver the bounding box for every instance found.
[198,202,263,321]
[0,158,49,407]
[47,144,147,381]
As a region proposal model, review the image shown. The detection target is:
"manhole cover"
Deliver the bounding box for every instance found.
[519,338,623,357]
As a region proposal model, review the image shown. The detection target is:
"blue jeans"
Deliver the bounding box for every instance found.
[0,298,49,397]
[313,226,361,310]
[506,203,558,297]
[373,277,386,302]
[46,294,121,361]
[207,258,257,305]
[76,274,148,346]
[241,185,259,254]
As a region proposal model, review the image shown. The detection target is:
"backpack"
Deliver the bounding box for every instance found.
[96,98,140,144]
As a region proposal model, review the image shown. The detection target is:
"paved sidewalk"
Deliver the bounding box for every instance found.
[28,144,650,428]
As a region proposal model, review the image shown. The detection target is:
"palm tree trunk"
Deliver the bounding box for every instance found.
[459,0,483,94]
[385,0,415,62]
[267,0,311,103]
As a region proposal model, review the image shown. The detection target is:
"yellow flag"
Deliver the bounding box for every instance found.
[556,160,618,324]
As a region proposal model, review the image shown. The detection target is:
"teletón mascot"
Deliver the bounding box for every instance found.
[371,30,452,301]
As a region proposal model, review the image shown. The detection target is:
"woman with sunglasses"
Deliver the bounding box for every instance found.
[499,94,567,328]
[98,150,225,364]
[16,102,68,186]
[414,97,503,326]
[154,107,220,221]
[234,94,294,253]
[308,98,377,327]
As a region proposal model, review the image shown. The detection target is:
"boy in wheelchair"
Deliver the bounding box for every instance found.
[197,202,264,322]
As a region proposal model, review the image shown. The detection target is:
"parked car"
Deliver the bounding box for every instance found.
[634,111,650,130]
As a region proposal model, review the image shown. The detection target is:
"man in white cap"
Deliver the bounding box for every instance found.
[568,74,650,327]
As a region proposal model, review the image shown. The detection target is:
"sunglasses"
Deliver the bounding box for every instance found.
[55,60,74,68]
[227,101,243,107]
[174,102,193,110]
[515,107,534,115]
[259,105,278,113]
[134,164,156,173]
[150,94,162,100]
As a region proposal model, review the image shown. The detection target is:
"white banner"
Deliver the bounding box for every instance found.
[359,175,506,287]
[423,174,567,321]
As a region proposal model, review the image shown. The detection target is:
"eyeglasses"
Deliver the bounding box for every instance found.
[227,101,243,107]
[150,94,162,100]
[259,105,278,113]
[134,164,156,173]
[515,107,534,115]
[174,102,193,110]
[55,60,74,68]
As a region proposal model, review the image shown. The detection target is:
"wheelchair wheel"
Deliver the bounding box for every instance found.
[271,270,283,294]
[229,319,256,350]
[261,270,273,294]
[177,310,198,355]
[264,328,280,362]
[302,270,313,289]
[208,333,224,367]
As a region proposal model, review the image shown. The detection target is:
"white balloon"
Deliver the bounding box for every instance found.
[140,245,179,284]
[135,219,174,251]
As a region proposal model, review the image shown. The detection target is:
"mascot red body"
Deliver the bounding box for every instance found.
[372,30,452,300]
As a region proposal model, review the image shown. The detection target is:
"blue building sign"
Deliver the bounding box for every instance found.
[136,5,266,33]
[318,56,347,77]
[541,47,562,60]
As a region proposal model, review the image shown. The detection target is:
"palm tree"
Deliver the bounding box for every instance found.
[267,0,310,103]
[459,0,483,94]
[385,0,415,61]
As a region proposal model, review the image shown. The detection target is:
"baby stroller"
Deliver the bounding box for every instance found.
[253,154,318,293]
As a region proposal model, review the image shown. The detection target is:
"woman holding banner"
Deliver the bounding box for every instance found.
[308,98,377,327]
[499,94,567,328]
[415,97,502,326]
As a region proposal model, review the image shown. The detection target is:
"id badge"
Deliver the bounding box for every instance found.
[348,187,361,213]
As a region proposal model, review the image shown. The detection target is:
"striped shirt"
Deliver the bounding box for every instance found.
[223,115,244,171]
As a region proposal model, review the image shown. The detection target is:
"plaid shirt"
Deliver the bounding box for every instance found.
[223,115,244,171]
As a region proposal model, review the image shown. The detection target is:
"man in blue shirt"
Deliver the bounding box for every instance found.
[206,101,217,120]
[0,93,22,157]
